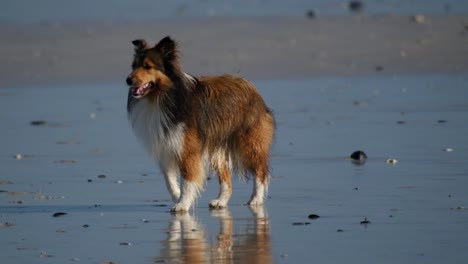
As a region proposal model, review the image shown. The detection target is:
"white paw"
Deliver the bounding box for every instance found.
[209,199,228,209]
[248,197,264,206]
[171,193,181,203]
[171,203,189,212]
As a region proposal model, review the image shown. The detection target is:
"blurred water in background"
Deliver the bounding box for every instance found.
[1,0,468,23]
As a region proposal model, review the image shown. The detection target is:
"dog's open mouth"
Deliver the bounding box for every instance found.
[130,82,153,98]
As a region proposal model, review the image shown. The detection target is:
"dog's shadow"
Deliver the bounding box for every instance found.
[154,207,272,263]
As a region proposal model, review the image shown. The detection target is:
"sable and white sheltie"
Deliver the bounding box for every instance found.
[126,36,275,212]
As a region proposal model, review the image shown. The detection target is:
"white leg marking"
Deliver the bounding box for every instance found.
[162,161,180,203]
[172,180,200,212]
[209,182,232,209]
[248,177,267,206]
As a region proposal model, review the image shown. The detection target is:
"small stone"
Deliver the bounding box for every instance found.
[14,154,23,160]
[375,65,384,72]
[336,229,344,232]
[52,212,67,217]
[308,214,320,220]
[305,9,316,19]
[115,180,123,184]
[396,120,406,124]
[292,222,311,226]
[437,119,447,123]
[360,218,371,224]
[97,174,107,179]
[82,224,90,228]
[350,150,367,163]
[349,1,364,12]
[87,179,93,182]
[386,158,398,164]
[30,120,47,126]
[71,258,80,261]
[119,242,132,246]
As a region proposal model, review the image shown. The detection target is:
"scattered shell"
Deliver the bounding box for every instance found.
[386,159,398,164]
[0,180,14,185]
[0,222,15,228]
[90,112,97,119]
[444,148,454,152]
[70,258,80,261]
[412,14,426,24]
[14,154,23,160]
[119,242,132,246]
[115,180,123,184]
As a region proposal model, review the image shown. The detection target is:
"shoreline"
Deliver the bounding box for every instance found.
[1,14,467,88]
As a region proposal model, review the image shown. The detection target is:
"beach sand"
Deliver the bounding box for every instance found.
[1,11,468,264]
[1,14,468,88]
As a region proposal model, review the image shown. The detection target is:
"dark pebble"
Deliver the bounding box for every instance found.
[82,224,89,228]
[308,214,320,220]
[349,1,364,12]
[87,179,93,182]
[396,120,406,124]
[350,150,367,162]
[97,174,107,179]
[375,65,384,72]
[52,212,67,217]
[292,222,311,226]
[337,229,344,232]
[437,119,447,123]
[305,9,316,19]
[30,120,47,126]
[360,218,371,224]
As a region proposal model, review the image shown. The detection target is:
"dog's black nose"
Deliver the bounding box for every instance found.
[126,77,133,86]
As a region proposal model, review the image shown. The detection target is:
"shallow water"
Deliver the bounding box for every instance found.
[1,74,468,263]
[2,0,468,23]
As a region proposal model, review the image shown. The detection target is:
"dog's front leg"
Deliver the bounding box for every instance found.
[160,158,181,203]
[171,130,204,212]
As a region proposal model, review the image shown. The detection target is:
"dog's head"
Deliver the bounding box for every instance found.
[126,36,178,99]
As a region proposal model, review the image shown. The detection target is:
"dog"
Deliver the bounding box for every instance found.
[126,36,275,212]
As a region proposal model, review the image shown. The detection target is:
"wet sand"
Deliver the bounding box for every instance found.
[1,12,468,264]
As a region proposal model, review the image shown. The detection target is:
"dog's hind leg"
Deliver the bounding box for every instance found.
[209,160,232,209]
[241,113,274,206]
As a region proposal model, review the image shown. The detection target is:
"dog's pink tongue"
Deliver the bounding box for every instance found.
[132,83,149,95]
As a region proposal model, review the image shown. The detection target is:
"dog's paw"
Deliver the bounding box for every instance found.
[247,197,264,207]
[171,203,189,213]
[209,199,228,209]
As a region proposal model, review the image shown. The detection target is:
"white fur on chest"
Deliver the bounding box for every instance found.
[128,100,185,161]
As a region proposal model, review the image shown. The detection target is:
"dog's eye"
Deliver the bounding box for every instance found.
[143,64,152,70]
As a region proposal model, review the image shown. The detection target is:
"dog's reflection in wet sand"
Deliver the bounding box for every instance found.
[155,207,272,263]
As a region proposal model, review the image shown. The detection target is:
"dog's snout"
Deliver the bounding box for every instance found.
[126,76,134,86]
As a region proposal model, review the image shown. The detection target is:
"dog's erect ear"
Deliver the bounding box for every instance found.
[154,36,177,61]
[132,39,148,51]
